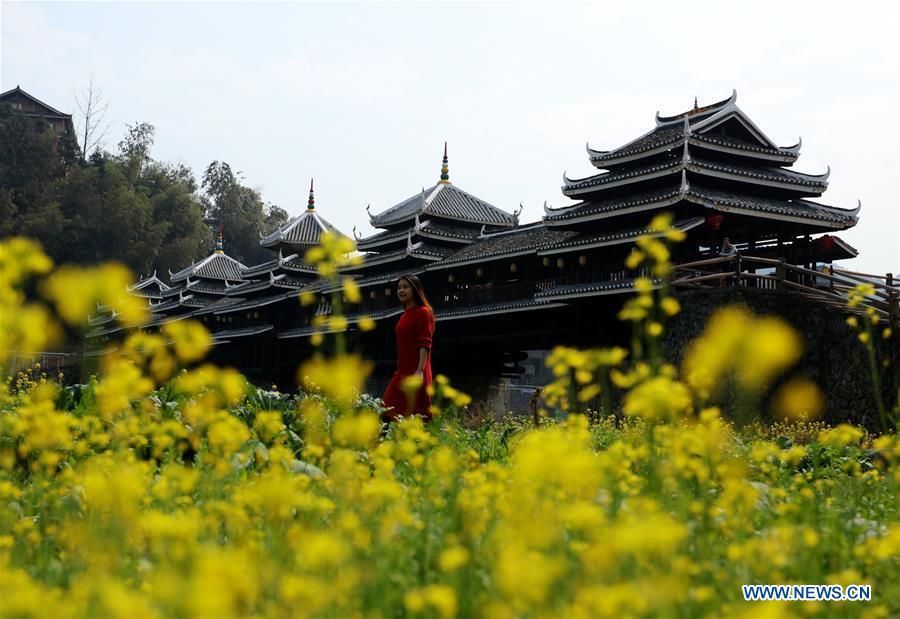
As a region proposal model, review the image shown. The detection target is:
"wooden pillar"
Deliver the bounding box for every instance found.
[805,234,812,269]
[748,239,757,287]
[888,273,897,329]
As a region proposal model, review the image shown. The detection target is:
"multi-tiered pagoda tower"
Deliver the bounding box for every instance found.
[344,144,517,315]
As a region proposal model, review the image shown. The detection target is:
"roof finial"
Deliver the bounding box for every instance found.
[215,223,224,253]
[308,178,315,210]
[693,96,698,112]
[439,141,451,184]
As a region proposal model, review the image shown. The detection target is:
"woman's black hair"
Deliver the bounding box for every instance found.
[399,274,434,326]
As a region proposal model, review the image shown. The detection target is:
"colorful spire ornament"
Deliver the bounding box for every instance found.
[215,223,224,253]
[308,178,315,210]
[439,142,451,184]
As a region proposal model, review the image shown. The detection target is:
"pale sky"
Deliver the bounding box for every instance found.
[2,1,898,272]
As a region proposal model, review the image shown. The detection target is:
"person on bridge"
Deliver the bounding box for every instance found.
[382,274,435,422]
[718,237,739,286]
[720,237,738,257]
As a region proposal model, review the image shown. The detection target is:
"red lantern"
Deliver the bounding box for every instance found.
[706,214,724,231]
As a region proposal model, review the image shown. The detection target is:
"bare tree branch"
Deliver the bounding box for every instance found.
[72,74,110,159]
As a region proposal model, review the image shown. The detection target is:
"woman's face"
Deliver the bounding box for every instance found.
[397,279,414,304]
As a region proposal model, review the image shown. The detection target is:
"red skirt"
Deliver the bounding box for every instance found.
[382,371,433,421]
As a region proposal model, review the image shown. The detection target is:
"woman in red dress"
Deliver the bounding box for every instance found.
[382,275,435,421]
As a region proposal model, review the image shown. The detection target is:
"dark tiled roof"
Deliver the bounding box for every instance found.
[241,257,283,278]
[686,186,858,227]
[355,226,413,249]
[435,298,567,321]
[170,252,247,282]
[353,247,412,268]
[655,91,737,125]
[224,278,274,296]
[356,219,485,250]
[87,312,116,327]
[414,244,456,260]
[534,279,644,301]
[354,268,426,289]
[211,324,274,340]
[128,275,171,296]
[159,285,186,299]
[185,279,231,295]
[260,209,346,250]
[346,242,455,271]
[277,307,405,340]
[214,292,293,315]
[545,186,683,223]
[828,236,859,258]
[588,92,800,168]
[430,225,578,269]
[563,158,681,195]
[539,217,705,255]
[181,295,215,308]
[418,220,487,241]
[687,158,827,191]
[588,125,685,165]
[148,298,183,313]
[191,296,247,315]
[564,153,826,198]
[690,134,798,160]
[273,274,313,289]
[369,183,516,227]
[85,323,122,338]
[280,257,319,274]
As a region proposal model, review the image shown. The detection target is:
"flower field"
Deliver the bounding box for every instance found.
[1,224,898,619]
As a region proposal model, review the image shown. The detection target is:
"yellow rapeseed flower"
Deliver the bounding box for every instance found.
[332,411,381,449]
[161,320,212,363]
[343,278,361,303]
[439,545,471,572]
[299,354,372,406]
[623,376,693,421]
[772,378,824,421]
[661,297,681,316]
[819,424,864,448]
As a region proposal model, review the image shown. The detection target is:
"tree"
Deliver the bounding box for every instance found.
[0,104,67,241]
[141,161,209,276]
[263,203,290,235]
[73,75,110,160]
[201,161,270,264]
[118,122,156,180]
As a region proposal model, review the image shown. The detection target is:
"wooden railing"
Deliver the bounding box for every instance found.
[670,255,899,327]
